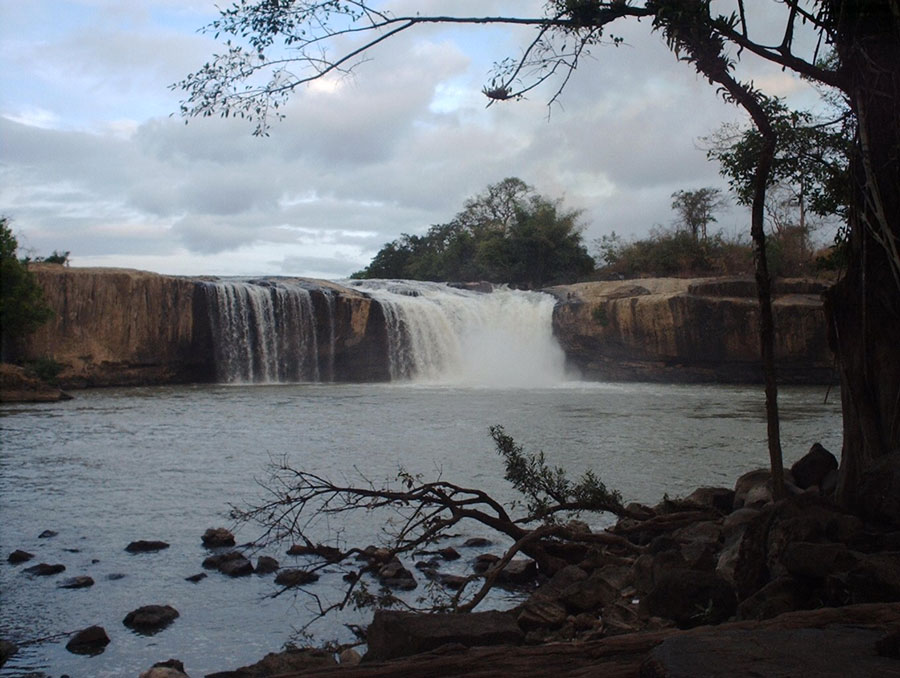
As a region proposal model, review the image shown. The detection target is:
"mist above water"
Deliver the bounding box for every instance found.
[348,280,569,387]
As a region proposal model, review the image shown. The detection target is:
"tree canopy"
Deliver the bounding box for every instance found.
[178,1,900,520]
[1,217,53,362]
[351,178,594,287]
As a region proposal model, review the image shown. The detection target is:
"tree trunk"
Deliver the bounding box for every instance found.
[825,1,900,517]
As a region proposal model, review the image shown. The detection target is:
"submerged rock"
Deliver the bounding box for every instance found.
[38,530,58,539]
[24,562,65,576]
[203,551,253,576]
[274,568,319,588]
[59,575,94,589]
[254,556,279,574]
[0,639,18,667]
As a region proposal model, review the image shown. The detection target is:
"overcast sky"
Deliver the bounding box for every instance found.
[1,1,826,278]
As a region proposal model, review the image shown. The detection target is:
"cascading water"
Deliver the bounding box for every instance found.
[203,279,333,383]
[347,279,569,387]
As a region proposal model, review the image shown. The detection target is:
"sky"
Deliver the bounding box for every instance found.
[0,1,827,279]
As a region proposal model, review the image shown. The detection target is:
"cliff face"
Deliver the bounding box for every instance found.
[547,277,834,384]
[24,266,388,387]
[22,268,834,387]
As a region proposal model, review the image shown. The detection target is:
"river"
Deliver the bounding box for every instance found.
[0,380,841,677]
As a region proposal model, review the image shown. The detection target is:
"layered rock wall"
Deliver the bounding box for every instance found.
[547,277,834,384]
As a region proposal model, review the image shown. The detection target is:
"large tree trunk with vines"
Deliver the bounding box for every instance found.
[824,1,900,519]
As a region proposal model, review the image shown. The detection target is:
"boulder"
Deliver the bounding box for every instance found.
[463,537,493,548]
[274,568,319,588]
[139,660,190,678]
[642,626,894,678]
[7,550,34,564]
[206,646,336,677]
[560,572,620,614]
[123,605,179,633]
[59,575,94,589]
[683,487,735,513]
[377,557,417,590]
[437,546,461,560]
[255,556,279,574]
[38,530,58,539]
[287,543,343,562]
[499,558,538,586]
[202,527,235,547]
[781,541,859,579]
[472,553,501,574]
[339,648,362,665]
[203,551,253,576]
[643,569,736,628]
[439,574,469,590]
[185,573,207,583]
[365,609,523,661]
[791,443,839,490]
[737,576,812,621]
[65,625,110,655]
[24,562,65,576]
[126,540,170,553]
[858,451,900,527]
[517,597,569,629]
[0,639,18,667]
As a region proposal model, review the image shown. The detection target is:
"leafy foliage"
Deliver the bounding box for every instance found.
[351,178,594,287]
[670,188,728,241]
[490,425,623,521]
[1,217,53,361]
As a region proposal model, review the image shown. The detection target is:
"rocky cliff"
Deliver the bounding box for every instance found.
[547,277,834,384]
[23,266,388,387]
[20,267,834,387]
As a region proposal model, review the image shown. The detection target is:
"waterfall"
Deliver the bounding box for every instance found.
[203,279,332,383]
[347,280,568,387]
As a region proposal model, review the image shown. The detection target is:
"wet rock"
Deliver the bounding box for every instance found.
[206,646,335,677]
[59,575,94,589]
[65,625,110,655]
[643,569,736,628]
[499,558,538,586]
[366,609,523,661]
[472,553,501,574]
[203,551,253,576]
[38,530,58,539]
[7,550,34,564]
[377,557,416,590]
[126,540,170,553]
[106,573,126,580]
[438,546,461,560]
[139,661,189,678]
[218,554,254,577]
[202,527,235,548]
[274,568,319,588]
[791,443,838,490]
[287,543,343,562]
[0,639,18,667]
[255,556,279,574]
[24,562,65,576]
[185,573,207,583]
[463,537,493,548]
[123,605,179,633]
[781,541,858,579]
[439,574,469,590]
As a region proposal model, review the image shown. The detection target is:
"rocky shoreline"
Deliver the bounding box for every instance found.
[3,442,899,677]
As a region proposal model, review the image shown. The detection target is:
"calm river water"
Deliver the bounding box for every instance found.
[0,381,841,676]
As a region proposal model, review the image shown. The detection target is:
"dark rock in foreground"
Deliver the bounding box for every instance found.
[366,609,524,661]
[126,540,170,553]
[207,646,336,677]
[65,625,110,655]
[255,556,279,574]
[123,605,179,634]
[0,639,17,668]
[139,658,189,678]
[7,550,34,564]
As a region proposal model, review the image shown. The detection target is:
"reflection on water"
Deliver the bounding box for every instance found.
[0,382,841,676]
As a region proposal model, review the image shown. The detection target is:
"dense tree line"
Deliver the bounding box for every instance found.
[351,178,595,287]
